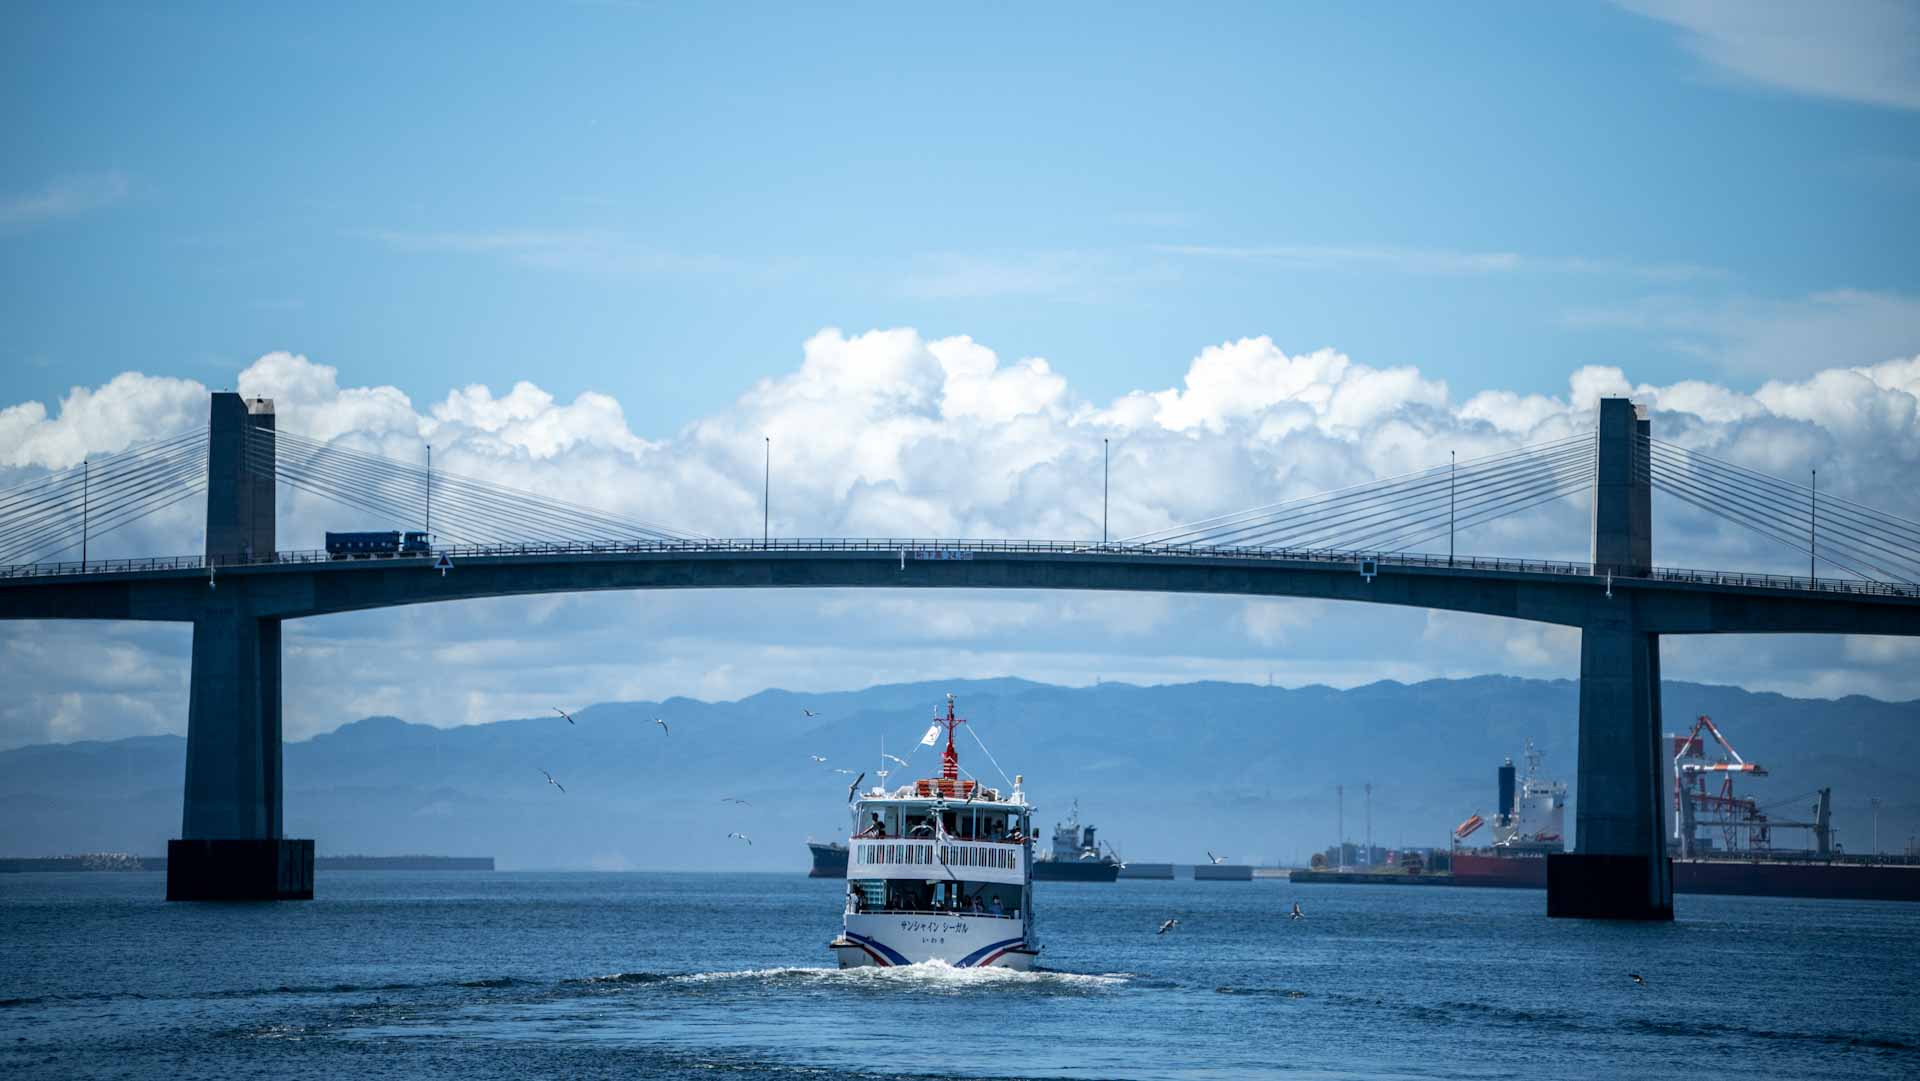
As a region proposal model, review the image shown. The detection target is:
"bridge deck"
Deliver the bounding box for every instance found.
[3,539,1916,636]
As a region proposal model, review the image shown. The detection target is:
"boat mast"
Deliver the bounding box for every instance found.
[939,693,966,781]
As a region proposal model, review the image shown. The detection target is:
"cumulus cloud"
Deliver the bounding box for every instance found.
[3,329,1919,747]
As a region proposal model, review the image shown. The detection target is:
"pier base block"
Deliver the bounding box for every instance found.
[1547,853,1672,920]
[165,838,314,901]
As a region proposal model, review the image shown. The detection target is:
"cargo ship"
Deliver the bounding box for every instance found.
[1030,801,1120,882]
[1450,719,1920,901]
[807,839,849,878]
[1450,740,1566,887]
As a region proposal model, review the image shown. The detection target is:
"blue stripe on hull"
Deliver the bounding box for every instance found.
[956,936,1029,968]
[842,931,912,966]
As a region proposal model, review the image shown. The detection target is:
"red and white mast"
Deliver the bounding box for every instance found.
[938,693,966,781]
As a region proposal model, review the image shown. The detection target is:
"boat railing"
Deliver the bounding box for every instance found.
[845,904,1022,920]
[853,832,1029,845]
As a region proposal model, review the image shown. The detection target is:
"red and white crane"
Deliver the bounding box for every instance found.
[1672,714,1771,856]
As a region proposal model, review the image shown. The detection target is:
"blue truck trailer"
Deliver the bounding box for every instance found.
[325,531,432,559]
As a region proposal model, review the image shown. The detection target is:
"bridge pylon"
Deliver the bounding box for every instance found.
[1549,397,1672,920]
[167,393,313,901]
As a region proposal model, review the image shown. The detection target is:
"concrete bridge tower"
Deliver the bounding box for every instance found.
[1548,398,1672,919]
[167,392,313,900]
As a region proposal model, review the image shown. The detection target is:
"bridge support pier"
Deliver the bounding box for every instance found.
[167,393,311,901]
[1549,397,1672,919]
[168,609,311,900]
[1549,623,1671,919]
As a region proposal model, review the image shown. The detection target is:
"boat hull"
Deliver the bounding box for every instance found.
[830,911,1036,969]
[807,842,848,879]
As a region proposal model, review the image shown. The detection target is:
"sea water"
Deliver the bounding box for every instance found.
[2,871,1915,1080]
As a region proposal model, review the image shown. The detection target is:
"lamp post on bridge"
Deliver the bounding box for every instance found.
[81,458,88,572]
[1103,438,1109,546]
[1449,450,1455,567]
[763,436,770,548]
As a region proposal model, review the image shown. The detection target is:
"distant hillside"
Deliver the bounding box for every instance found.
[2,677,1914,869]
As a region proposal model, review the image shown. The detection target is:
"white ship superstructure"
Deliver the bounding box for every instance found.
[829,695,1039,970]
[1490,740,1566,852]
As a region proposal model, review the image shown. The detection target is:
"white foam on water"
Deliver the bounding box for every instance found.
[665,962,1131,993]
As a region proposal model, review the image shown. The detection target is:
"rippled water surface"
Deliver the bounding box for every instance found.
[2,871,1916,1079]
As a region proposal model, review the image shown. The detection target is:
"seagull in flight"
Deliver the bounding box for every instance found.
[539,768,565,794]
[832,767,857,774]
[552,707,577,726]
[1629,974,1647,987]
[846,771,865,804]
[721,797,751,806]
[882,753,910,768]
[1157,918,1180,935]
[810,754,828,763]
[1206,851,1230,865]
[802,708,819,717]
[655,717,670,736]
[727,832,752,846]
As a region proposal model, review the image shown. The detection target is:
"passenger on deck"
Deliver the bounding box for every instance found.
[862,813,886,838]
[971,896,985,915]
[990,895,1004,916]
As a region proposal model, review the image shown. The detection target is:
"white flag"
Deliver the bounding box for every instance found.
[920,724,940,747]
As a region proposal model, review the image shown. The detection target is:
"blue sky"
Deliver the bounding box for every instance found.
[4,3,1920,750]
[5,2,1916,432]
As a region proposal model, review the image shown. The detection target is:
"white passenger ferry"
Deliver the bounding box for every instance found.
[829,695,1039,970]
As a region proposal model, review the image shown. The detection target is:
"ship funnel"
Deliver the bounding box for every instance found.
[1498,758,1516,819]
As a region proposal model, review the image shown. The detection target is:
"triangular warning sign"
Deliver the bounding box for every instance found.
[434,552,454,576]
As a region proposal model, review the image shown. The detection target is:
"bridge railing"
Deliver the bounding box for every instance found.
[5,538,1917,599]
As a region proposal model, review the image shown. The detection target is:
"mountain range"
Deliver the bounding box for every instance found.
[3,676,1915,869]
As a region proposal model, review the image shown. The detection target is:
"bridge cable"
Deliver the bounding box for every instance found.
[262,427,705,542]
[1642,439,1920,581]
[252,427,706,544]
[1,446,210,564]
[1642,458,1907,583]
[0,428,206,518]
[0,441,211,561]
[1279,444,1595,552]
[1645,439,1920,562]
[1204,441,1594,552]
[1120,432,1594,546]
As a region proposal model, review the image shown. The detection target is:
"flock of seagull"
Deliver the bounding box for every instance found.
[539,707,671,798]
[537,703,842,849]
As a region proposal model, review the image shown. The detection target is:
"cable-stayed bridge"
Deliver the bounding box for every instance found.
[3,392,1917,915]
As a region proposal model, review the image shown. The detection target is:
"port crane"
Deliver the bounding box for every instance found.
[1670,714,1832,858]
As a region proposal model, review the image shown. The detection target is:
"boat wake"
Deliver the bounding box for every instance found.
[584,963,1130,996]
